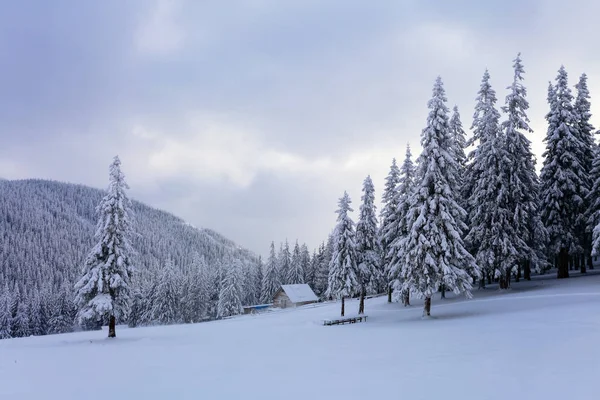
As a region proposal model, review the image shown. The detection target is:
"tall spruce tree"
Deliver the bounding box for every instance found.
[278,241,291,285]
[574,73,596,272]
[400,77,479,317]
[501,53,547,280]
[326,191,359,317]
[355,175,381,314]
[287,240,304,284]
[217,260,243,318]
[74,156,134,338]
[314,240,330,298]
[449,105,468,206]
[254,256,264,303]
[149,258,181,325]
[466,70,522,289]
[387,144,416,305]
[540,67,587,279]
[261,242,280,304]
[379,158,401,302]
[589,145,600,260]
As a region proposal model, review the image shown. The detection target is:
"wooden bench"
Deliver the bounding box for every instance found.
[323,316,368,326]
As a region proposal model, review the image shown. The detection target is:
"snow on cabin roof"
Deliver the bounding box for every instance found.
[280,284,319,303]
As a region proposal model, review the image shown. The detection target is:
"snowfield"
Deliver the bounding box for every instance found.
[2,272,600,400]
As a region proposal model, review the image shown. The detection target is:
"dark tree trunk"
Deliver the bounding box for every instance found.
[524,260,531,281]
[423,297,431,317]
[402,289,410,306]
[358,291,365,315]
[588,254,593,270]
[479,277,486,289]
[387,285,392,303]
[108,315,116,338]
[581,253,587,274]
[341,297,345,317]
[487,272,492,285]
[557,248,570,279]
[440,284,446,299]
[515,265,521,282]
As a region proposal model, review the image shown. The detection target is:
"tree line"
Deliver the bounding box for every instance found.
[275,54,600,317]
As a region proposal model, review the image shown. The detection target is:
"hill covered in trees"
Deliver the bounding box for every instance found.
[0,179,261,338]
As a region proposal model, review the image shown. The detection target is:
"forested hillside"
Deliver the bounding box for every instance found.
[0,179,260,338]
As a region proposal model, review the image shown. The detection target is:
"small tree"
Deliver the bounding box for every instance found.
[74,156,134,338]
[355,175,381,314]
[400,77,479,317]
[326,192,359,317]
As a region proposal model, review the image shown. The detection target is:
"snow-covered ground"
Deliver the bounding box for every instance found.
[2,271,600,400]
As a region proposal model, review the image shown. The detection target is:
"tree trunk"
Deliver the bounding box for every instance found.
[108,315,116,338]
[487,272,492,285]
[581,253,587,274]
[387,285,392,303]
[423,297,431,317]
[557,248,570,279]
[479,277,486,289]
[358,291,365,315]
[524,260,531,281]
[588,254,593,270]
[402,289,410,306]
[569,256,574,271]
[515,264,521,282]
[440,284,446,299]
[341,297,345,317]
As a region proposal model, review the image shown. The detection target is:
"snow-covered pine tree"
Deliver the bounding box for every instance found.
[300,244,312,286]
[287,240,304,284]
[501,53,548,281]
[254,256,264,303]
[379,158,401,302]
[180,252,210,323]
[387,144,416,305]
[574,73,596,272]
[355,175,381,314]
[242,262,258,306]
[74,156,134,338]
[278,241,291,285]
[217,260,243,318]
[313,241,329,298]
[540,67,587,279]
[326,191,359,317]
[0,287,12,339]
[12,299,30,338]
[400,77,479,317]
[149,258,181,325]
[589,145,600,260]
[464,70,501,212]
[449,105,468,204]
[307,249,319,289]
[261,242,280,304]
[466,70,522,289]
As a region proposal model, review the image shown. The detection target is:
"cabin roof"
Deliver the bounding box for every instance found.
[278,284,318,303]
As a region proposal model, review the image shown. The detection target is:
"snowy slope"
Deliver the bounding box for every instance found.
[2,272,600,400]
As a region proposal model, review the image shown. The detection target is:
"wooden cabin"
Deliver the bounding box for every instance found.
[272,284,318,309]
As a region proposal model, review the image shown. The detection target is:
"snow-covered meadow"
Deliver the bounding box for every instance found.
[2,272,599,400]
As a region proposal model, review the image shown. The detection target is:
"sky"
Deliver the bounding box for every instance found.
[2,0,600,257]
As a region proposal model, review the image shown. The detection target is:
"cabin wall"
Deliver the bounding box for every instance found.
[273,292,292,308]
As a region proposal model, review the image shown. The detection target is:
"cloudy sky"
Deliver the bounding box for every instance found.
[1,0,599,256]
